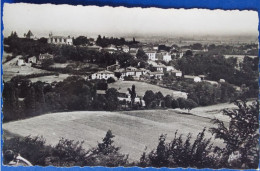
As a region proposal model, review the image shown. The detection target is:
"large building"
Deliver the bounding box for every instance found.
[48,33,73,45]
[145,50,157,61]
[91,70,115,80]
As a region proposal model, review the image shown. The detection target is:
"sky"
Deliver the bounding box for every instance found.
[3,3,259,38]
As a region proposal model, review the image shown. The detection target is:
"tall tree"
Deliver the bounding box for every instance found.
[210,101,259,169]
[143,90,155,108]
[105,88,119,111]
[127,85,136,108]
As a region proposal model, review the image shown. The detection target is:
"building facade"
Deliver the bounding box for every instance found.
[48,33,73,45]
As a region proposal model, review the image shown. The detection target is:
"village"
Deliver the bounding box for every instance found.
[5,30,258,109]
[2,3,259,169]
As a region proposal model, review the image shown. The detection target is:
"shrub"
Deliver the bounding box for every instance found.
[124,75,134,81]
[138,128,217,168]
[171,99,179,109]
[3,136,52,166]
[107,77,116,83]
[210,100,259,169]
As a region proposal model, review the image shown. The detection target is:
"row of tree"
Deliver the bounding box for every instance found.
[3,77,121,122]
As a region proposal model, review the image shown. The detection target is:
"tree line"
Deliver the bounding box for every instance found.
[3,76,120,122]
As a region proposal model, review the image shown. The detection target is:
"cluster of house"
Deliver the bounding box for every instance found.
[90,59,183,81]
[17,53,54,66]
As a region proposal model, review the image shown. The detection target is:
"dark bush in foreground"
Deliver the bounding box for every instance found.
[3,130,128,167]
[138,128,218,168]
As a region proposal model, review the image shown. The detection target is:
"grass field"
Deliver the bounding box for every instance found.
[109,80,187,98]
[29,74,71,83]
[3,106,231,161]
[3,56,50,82]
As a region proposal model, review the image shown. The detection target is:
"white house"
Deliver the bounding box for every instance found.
[166,66,175,72]
[118,94,145,107]
[28,56,37,64]
[115,67,148,80]
[48,33,73,45]
[153,64,166,72]
[91,70,115,80]
[163,53,172,62]
[150,72,164,80]
[145,50,157,61]
[17,59,25,66]
[171,70,182,77]
[184,75,202,82]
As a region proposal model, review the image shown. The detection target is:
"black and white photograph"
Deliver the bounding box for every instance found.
[2,3,259,169]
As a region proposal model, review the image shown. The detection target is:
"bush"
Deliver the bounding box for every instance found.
[171,99,179,109]
[3,130,129,167]
[3,136,52,166]
[107,77,116,83]
[138,129,217,168]
[210,100,259,169]
[124,75,134,81]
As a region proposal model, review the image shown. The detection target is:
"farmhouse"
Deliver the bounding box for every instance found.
[115,67,148,80]
[28,56,37,64]
[107,63,120,71]
[91,70,115,80]
[166,66,175,72]
[145,50,157,61]
[163,53,172,62]
[153,64,166,72]
[170,69,182,77]
[184,75,202,82]
[17,59,25,66]
[38,53,54,64]
[150,72,164,80]
[48,33,73,45]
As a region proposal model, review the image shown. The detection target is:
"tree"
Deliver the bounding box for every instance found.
[73,36,89,46]
[141,129,216,168]
[105,88,119,111]
[185,99,198,112]
[114,72,122,80]
[127,85,136,108]
[136,49,148,61]
[171,99,179,109]
[177,98,186,109]
[24,86,36,116]
[185,50,193,56]
[107,77,116,84]
[2,82,22,121]
[41,58,54,68]
[210,101,259,169]
[155,91,164,106]
[117,53,134,69]
[164,95,173,108]
[143,90,155,108]
[97,130,119,155]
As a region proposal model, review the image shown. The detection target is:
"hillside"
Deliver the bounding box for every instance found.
[109,80,187,98]
[3,108,227,161]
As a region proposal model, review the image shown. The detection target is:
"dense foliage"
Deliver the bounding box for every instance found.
[3,76,120,122]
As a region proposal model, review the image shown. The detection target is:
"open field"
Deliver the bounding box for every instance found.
[3,105,231,161]
[29,74,71,83]
[3,56,50,82]
[109,80,187,98]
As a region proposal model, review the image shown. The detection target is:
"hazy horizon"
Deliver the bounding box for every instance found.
[3,3,259,40]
